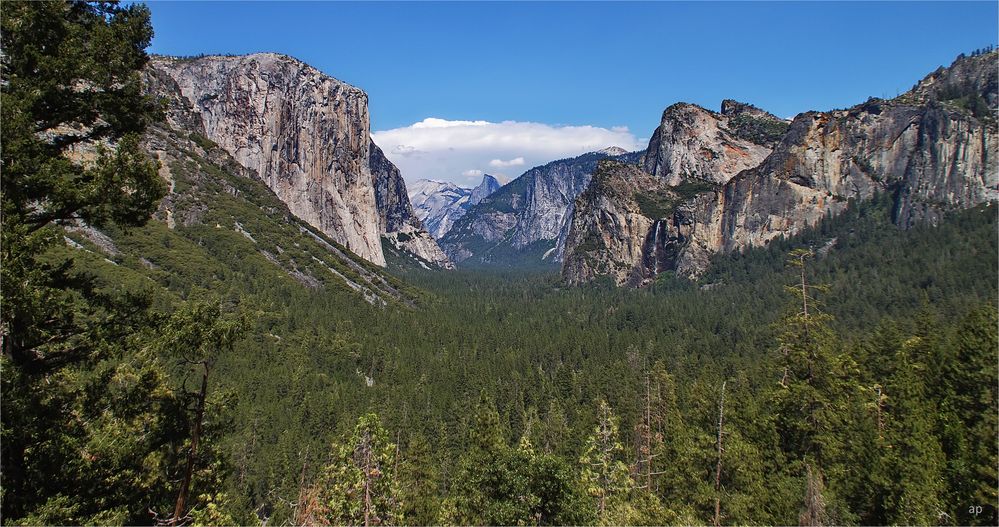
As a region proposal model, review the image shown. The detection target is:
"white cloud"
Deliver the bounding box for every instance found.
[371,117,643,185]
[488,157,525,168]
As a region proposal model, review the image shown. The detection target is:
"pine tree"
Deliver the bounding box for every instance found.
[579,399,634,524]
[539,398,570,456]
[318,414,403,526]
[154,299,247,525]
[0,2,177,523]
[800,465,828,526]
[447,394,520,525]
[879,335,946,525]
[398,430,441,525]
[774,249,861,522]
[938,307,999,525]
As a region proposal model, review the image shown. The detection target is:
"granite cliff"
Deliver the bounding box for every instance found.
[564,51,998,285]
[148,53,449,268]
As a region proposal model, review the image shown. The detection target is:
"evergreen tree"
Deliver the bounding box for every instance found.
[317,414,402,526]
[579,399,634,524]
[774,249,861,522]
[938,307,999,525]
[154,299,248,525]
[879,335,947,525]
[446,394,522,525]
[0,2,176,523]
[398,430,441,525]
[1,0,163,370]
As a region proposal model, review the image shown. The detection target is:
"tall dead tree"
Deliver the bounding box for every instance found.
[713,381,727,527]
[799,465,827,526]
[635,366,671,493]
[172,361,210,526]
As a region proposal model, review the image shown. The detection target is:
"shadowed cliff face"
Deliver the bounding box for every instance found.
[369,141,453,268]
[148,53,449,268]
[564,51,998,286]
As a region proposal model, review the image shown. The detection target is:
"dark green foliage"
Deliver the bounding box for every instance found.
[634,192,675,219]
[936,83,993,120]
[188,132,218,151]
[0,2,183,523]
[445,396,591,525]
[2,6,995,521]
[634,181,717,219]
[729,113,791,144]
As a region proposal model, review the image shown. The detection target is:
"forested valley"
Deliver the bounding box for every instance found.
[2,2,997,526]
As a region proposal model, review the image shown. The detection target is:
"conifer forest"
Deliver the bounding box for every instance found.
[2,2,997,526]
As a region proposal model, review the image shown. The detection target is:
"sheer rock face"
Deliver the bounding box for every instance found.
[469,174,502,207]
[564,52,998,286]
[148,53,447,268]
[369,141,452,268]
[561,161,672,286]
[440,149,643,266]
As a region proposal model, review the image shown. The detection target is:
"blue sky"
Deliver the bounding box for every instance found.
[146,1,998,184]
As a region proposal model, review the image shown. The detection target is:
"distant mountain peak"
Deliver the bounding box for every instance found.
[597,146,629,156]
[469,174,503,206]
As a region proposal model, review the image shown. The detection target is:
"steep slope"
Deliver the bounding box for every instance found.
[71,89,424,309]
[561,161,674,285]
[408,174,502,239]
[439,148,643,266]
[148,53,447,268]
[563,51,999,285]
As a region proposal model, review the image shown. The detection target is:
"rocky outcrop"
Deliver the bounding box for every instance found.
[564,51,999,286]
[440,148,643,266]
[408,174,502,239]
[641,102,784,185]
[148,53,446,268]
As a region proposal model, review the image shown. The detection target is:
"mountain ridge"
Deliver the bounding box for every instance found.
[563,51,999,286]
[408,174,504,239]
[439,148,645,267]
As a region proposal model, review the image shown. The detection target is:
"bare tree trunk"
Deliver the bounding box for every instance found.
[644,373,653,490]
[292,445,311,525]
[713,381,726,527]
[799,465,827,526]
[874,386,885,440]
[800,255,809,318]
[173,361,209,525]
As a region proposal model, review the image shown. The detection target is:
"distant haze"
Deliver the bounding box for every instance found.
[372,118,642,185]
